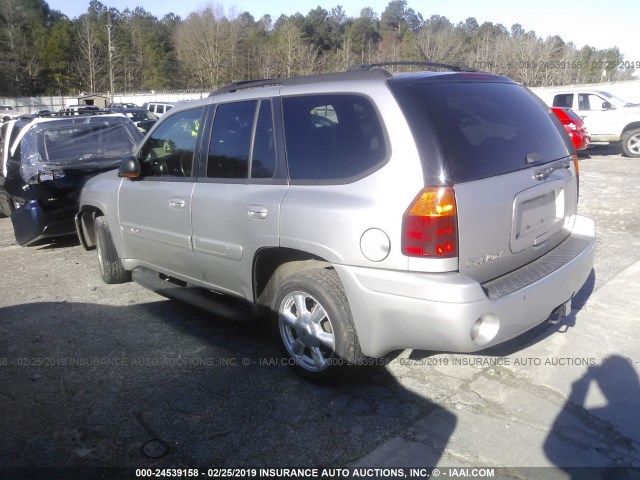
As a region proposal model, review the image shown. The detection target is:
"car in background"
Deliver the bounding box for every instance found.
[537,89,640,157]
[57,105,102,116]
[109,102,139,109]
[109,107,158,133]
[31,109,53,116]
[1,105,20,123]
[0,120,26,217]
[146,102,174,117]
[0,113,143,245]
[551,107,590,151]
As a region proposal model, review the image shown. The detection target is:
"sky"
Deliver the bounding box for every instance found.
[45,0,640,67]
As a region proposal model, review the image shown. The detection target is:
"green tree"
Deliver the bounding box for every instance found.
[0,0,51,95]
[40,16,76,94]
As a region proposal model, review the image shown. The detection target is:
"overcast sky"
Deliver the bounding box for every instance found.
[46,0,640,67]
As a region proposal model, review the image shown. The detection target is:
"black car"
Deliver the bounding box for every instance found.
[109,107,158,133]
[0,114,143,245]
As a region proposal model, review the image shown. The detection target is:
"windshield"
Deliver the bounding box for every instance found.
[20,116,143,168]
[596,91,638,106]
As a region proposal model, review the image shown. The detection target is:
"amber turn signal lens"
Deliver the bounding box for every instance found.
[408,188,457,217]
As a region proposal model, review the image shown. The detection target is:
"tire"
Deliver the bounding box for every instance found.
[95,216,131,284]
[622,128,640,158]
[0,194,14,218]
[271,268,364,382]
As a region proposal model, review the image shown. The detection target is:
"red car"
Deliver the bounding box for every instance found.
[551,107,591,151]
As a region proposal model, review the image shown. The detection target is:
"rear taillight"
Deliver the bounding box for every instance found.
[571,153,579,176]
[402,187,458,258]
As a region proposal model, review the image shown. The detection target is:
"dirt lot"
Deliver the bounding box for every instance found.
[1,145,640,476]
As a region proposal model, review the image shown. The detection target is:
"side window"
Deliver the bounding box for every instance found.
[552,94,573,109]
[157,105,165,115]
[251,100,276,179]
[282,94,386,181]
[138,107,204,178]
[581,94,608,111]
[207,101,257,179]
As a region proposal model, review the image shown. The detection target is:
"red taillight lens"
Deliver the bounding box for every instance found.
[402,187,458,258]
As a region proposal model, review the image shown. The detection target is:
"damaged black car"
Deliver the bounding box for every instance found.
[0,113,143,245]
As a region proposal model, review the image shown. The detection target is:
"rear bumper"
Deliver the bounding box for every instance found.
[10,200,77,245]
[335,215,596,358]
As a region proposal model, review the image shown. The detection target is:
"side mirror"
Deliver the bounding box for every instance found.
[118,156,141,179]
[602,101,613,111]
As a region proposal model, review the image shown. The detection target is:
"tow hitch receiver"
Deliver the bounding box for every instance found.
[548,299,572,324]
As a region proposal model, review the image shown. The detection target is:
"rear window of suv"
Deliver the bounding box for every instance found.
[389,79,570,184]
[282,94,387,182]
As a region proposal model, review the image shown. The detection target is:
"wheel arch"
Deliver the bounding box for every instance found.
[622,122,640,135]
[76,205,105,250]
[253,247,333,307]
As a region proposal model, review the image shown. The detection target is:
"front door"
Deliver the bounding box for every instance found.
[118,106,206,282]
[575,93,617,137]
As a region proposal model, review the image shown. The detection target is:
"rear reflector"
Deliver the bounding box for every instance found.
[402,187,458,258]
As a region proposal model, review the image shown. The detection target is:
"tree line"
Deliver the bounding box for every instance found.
[0,0,633,97]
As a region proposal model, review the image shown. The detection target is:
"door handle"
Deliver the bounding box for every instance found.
[248,206,268,219]
[169,197,186,209]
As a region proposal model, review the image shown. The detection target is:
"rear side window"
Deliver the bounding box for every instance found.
[389,81,570,184]
[553,94,573,108]
[282,94,386,182]
[207,101,257,179]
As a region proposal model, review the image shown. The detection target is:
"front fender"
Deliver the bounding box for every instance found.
[77,170,123,251]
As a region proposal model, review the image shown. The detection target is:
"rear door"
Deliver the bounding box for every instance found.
[390,79,577,283]
[191,98,288,299]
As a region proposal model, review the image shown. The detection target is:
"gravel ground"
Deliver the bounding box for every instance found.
[1,145,639,475]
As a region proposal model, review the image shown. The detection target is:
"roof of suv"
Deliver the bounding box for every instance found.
[209,62,514,97]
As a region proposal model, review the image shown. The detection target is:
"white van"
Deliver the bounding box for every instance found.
[146,102,174,117]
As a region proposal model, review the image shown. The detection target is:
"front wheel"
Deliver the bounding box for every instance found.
[272,268,364,382]
[622,128,640,158]
[95,216,131,284]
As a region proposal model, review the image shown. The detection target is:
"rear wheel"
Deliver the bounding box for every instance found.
[622,128,640,158]
[272,268,364,382]
[95,216,131,284]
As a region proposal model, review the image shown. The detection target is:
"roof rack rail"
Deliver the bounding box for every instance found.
[53,109,117,117]
[210,78,282,96]
[209,69,392,97]
[347,61,476,73]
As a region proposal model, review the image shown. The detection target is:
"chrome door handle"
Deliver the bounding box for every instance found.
[248,206,268,219]
[169,197,186,209]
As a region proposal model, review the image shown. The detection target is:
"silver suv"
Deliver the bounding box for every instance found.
[76,63,596,380]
